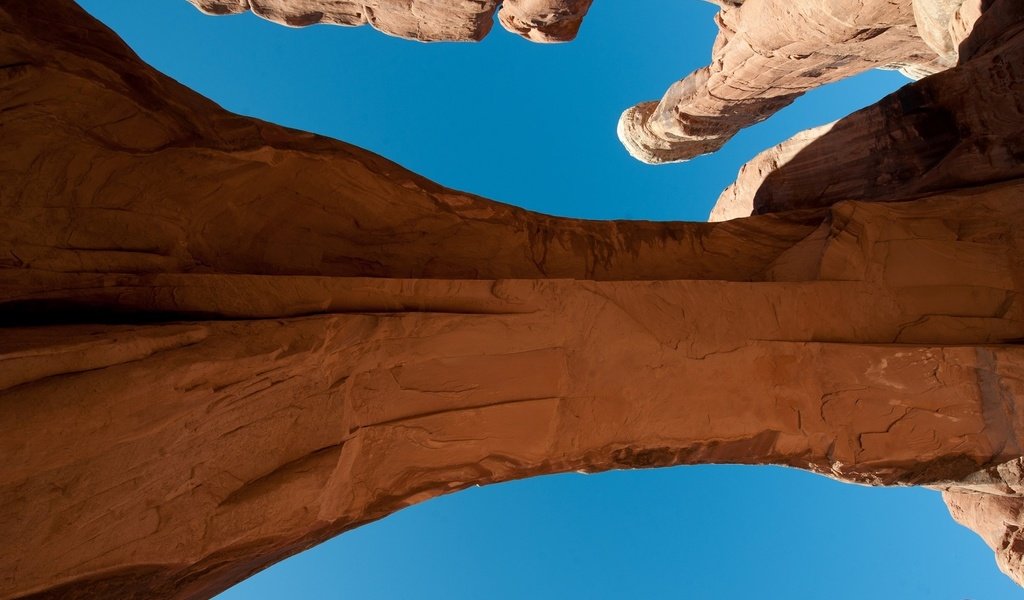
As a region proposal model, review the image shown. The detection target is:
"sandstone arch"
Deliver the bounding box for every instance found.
[2,1,1024,598]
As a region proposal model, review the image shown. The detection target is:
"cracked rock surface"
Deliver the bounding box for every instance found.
[2,0,1024,598]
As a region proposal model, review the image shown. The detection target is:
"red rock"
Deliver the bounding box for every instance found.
[944,488,1024,586]
[711,0,1024,220]
[616,0,964,163]
[497,0,592,42]
[1,1,1024,598]
[184,0,593,42]
[178,1,995,164]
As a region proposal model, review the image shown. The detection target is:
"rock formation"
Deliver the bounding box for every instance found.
[185,0,593,42]
[1,0,1024,598]
[617,0,982,163]
[179,0,992,165]
[711,0,1024,220]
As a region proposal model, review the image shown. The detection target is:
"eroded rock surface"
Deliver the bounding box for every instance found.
[182,1,995,166]
[944,478,1024,586]
[711,0,1024,220]
[185,0,592,42]
[616,0,1001,164]
[2,0,1024,598]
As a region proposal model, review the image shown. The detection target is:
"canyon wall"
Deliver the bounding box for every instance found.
[1,0,1023,597]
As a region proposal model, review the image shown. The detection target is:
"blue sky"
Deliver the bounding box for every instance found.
[76,1,1020,597]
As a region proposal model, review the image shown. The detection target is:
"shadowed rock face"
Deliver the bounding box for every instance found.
[711,0,1024,221]
[618,0,952,163]
[2,0,1024,598]
[181,1,984,164]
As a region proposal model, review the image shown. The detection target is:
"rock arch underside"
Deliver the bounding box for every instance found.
[2,0,1024,596]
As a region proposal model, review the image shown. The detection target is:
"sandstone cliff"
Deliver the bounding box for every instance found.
[1,0,1024,598]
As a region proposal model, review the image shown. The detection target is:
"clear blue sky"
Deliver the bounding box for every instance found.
[76,1,1020,597]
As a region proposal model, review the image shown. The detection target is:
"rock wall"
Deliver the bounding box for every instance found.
[1,0,1023,598]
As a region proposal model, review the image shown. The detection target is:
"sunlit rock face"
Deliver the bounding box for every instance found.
[618,0,1009,164]
[2,0,1024,598]
[181,1,986,164]
[942,460,1024,587]
[185,0,593,42]
[710,0,1024,220]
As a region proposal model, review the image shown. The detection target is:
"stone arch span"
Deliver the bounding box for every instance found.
[2,0,1024,597]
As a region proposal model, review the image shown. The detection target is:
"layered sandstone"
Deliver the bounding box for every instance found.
[2,0,1024,598]
[616,0,995,163]
[710,0,1024,220]
[185,0,592,42]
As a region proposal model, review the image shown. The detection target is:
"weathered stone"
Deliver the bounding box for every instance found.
[2,0,1024,598]
[710,0,1024,220]
[184,0,593,42]
[945,489,1024,586]
[178,1,995,163]
[497,0,593,42]
[618,0,961,164]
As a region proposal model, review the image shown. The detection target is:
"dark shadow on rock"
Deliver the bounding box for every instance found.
[749,0,1024,216]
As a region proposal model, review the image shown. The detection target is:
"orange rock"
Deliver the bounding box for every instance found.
[617,0,957,163]
[1,1,1024,598]
[711,0,1024,220]
[184,0,593,42]
[177,0,997,165]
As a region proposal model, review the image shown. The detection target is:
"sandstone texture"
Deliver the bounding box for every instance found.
[2,0,1024,598]
[185,0,592,42]
[619,0,1012,165]
[945,489,1024,586]
[180,0,990,165]
[711,0,1024,221]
